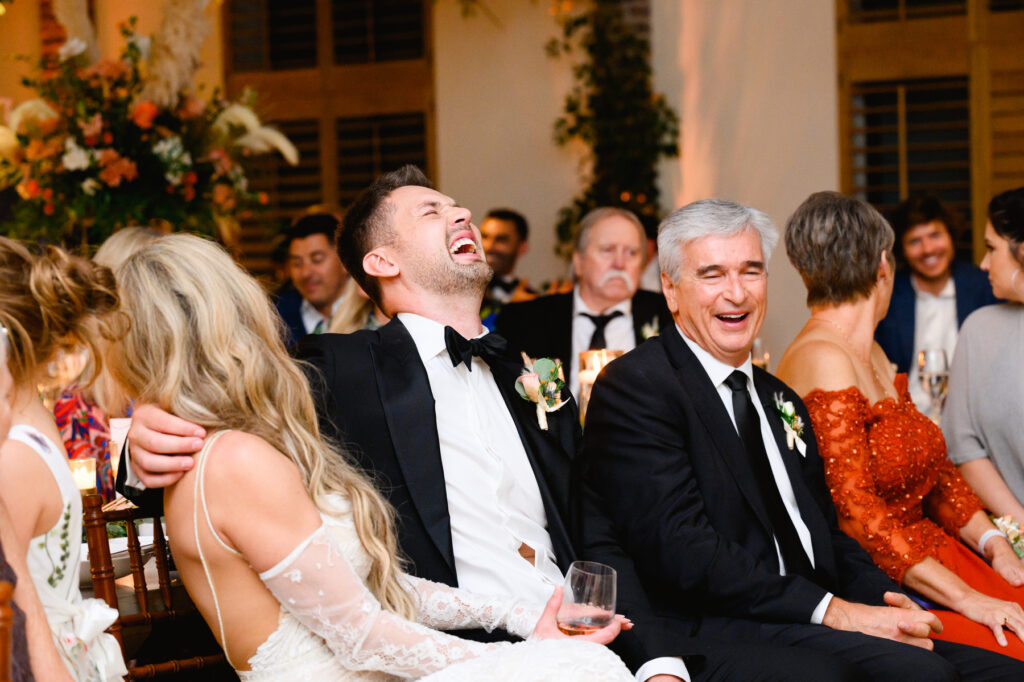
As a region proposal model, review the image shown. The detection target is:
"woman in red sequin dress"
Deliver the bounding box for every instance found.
[777,192,1024,660]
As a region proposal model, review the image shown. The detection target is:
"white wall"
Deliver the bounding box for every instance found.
[652,0,840,364]
[432,0,580,285]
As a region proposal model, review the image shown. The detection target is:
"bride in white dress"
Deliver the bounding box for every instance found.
[107,234,634,681]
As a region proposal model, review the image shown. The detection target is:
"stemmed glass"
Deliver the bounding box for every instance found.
[917,349,949,424]
[556,560,616,635]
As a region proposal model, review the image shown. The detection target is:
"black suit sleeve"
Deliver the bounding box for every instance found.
[582,356,828,624]
[113,442,164,515]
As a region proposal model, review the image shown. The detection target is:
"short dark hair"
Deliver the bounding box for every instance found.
[989,186,1024,265]
[785,191,894,306]
[285,212,341,248]
[889,194,962,266]
[484,208,529,242]
[336,165,434,308]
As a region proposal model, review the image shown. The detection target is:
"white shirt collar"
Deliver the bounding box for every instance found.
[573,286,633,317]
[675,323,753,390]
[397,313,487,366]
[910,275,956,300]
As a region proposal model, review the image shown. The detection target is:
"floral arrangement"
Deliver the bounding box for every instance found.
[772,393,807,456]
[515,353,568,431]
[0,14,297,246]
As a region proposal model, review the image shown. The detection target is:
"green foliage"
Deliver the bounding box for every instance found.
[548,0,679,257]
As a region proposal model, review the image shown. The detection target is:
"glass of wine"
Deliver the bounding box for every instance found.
[917,349,949,424]
[556,560,616,636]
[752,337,770,370]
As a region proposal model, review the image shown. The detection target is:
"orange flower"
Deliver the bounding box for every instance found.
[178,96,206,120]
[43,204,54,215]
[16,178,41,199]
[78,113,103,138]
[131,101,158,129]
[258,192,269,205]
[98,151,138,187]
[212,183,235,211]
[102,131,113,145]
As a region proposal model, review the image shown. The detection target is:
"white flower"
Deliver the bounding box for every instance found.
[0,126,16,161]
[153,136,193,185]
[234,126,300,166]
[81,178,101,196]
[213,103,262,134]
[61,137,90,171]
[129,35,152,61]
[7,99,58,135]
[58,38,88,62]
[641,317,660,340]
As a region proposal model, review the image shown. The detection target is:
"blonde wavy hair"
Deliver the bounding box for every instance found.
[0,236,124,389]
[109,234,415,618]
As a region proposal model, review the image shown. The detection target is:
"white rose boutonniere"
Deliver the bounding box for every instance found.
[773,392,807,456]
[515,353,568,431]
[641,316,660,340]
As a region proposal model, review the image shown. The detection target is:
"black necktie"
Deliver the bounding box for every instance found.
[490,277,518,294]
[723,370,815,581]
[582,311,624,350]
[443,326,508,371]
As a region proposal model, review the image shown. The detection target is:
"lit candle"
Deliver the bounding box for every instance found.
[108,417,131,479]
[69,458,96,493]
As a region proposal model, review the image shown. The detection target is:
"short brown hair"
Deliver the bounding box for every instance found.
[889,194,963,267]
[785,192,894,306]
[336,165,434,308]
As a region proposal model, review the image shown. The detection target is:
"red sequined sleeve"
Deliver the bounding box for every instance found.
[803,389,948,582]
[924,458,983,536]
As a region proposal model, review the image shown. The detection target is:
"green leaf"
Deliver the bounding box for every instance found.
[533,358,555,379]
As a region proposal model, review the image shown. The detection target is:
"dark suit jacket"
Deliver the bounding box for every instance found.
[578,329,898,641]
[293,317,580,588]
[274,287,307,347]
[495,290,672,388]
[875,260,999,373]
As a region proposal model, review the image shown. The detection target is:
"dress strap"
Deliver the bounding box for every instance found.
[191,430,237,667]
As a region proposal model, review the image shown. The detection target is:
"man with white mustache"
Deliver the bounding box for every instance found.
[497,207,672,399]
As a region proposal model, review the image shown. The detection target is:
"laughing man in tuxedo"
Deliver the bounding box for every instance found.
[578,198,1024,680]
[123,166,735,679]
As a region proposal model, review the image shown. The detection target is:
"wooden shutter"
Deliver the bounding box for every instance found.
[331,0,424,64]
[337,113,427,205]
[229,0,318,72]
[846,0,965,23]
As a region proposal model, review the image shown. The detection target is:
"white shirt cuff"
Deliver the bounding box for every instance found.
[123,442,147,491]
[636,656,690,682]
[811,592,833,625]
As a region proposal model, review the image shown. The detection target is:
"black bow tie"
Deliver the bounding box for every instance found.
[444,326,508,371]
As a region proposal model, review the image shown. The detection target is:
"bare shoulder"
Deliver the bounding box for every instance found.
[201,431,305,497]
[777,337,860,397]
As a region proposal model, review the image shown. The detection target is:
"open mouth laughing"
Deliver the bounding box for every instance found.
[448,230,481,260]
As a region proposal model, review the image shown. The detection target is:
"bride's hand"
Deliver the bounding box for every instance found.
[991,542,1024,587]
[530,587,632,645]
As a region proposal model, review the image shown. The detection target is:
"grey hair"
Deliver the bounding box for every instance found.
[784,191,894,306]
[573,207,646,253]
[657,199,779,283]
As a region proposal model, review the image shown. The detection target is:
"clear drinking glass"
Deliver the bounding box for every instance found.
[917,349,949,424]
[556,560,616,636]
[752,337,770,370]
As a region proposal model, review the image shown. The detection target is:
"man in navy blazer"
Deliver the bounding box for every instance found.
[875,196,998,394]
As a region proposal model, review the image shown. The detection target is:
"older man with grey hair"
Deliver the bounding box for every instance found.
[496,207,672,399]
[576,198,1024,680]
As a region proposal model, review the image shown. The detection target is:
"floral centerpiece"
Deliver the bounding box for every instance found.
[0,15,297,247]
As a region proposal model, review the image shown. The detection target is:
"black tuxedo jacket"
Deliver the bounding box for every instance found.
[294,317,580,588]
[578,329,898,640]
[495,290,672,388]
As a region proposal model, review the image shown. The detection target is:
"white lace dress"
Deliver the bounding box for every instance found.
[192,432,632,681]
[8,424,127,681]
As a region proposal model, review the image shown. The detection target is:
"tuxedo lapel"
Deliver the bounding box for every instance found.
[489,353,576,570]
[373,320,455,573]
[659,332,774,539]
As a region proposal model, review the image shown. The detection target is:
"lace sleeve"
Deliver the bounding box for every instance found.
[260,524,508,677]
[402,573,543,640]
[924,458,984,536]
[803,389,947,582]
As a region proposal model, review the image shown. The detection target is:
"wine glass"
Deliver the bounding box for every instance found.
[917,349,949,424]
[556,560,616,636]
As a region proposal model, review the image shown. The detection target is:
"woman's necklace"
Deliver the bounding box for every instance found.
[811,315,889,395]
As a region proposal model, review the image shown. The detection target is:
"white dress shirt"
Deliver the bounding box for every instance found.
[908,277,958,413]
[398,313,562,603]
[300,295,344,335]
[679,326,833,624]
[570,288,636,399]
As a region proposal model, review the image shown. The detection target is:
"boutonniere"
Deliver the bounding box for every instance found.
[772,392,807,456]
[515,352,568,431]
[641,316,660,340]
